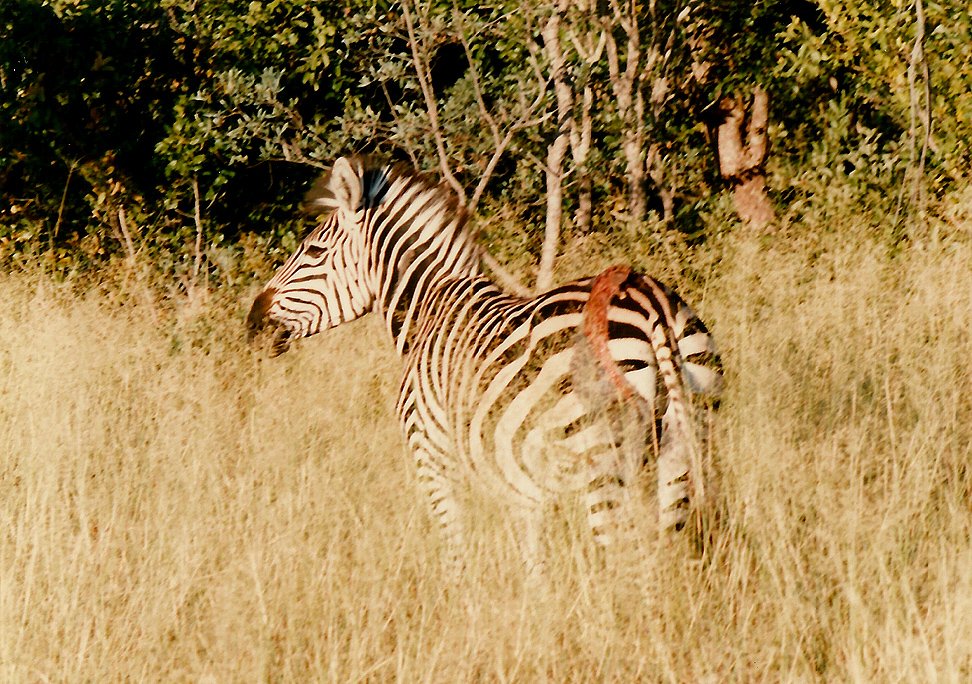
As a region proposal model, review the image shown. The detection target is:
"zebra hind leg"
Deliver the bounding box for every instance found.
[656,405,692,532]
[645,315,703,536]
[585,466,628,548]
[570,331,648,558]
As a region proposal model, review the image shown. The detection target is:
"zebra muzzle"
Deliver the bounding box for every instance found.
[246,287,278,342]
[247,286,294,356]
[269,326,294,356]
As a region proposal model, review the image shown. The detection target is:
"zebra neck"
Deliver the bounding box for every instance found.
[380,248,481,356]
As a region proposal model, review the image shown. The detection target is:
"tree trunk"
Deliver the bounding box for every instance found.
[538,133,569,292]
[573,84,594,234]
[568,0,604,235]
[646,143,674,222]
[603,3,646,226]
[624,86,646,222]
[713,86,774,231]
[536,0,572,292]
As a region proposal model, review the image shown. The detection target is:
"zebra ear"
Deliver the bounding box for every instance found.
[330,157,363,213]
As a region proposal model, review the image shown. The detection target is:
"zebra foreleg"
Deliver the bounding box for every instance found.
[514,503,547,589]
[414,451,466,583]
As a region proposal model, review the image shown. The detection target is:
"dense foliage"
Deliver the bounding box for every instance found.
[1,0,968,284]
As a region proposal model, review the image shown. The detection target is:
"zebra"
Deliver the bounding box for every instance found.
[247,156,722,579]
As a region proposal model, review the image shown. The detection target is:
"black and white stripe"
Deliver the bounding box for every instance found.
[248,157,722,577]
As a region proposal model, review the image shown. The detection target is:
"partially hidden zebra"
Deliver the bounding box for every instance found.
[247,156,722,578]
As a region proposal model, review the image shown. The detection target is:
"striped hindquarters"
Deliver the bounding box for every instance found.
[396,266,721,548]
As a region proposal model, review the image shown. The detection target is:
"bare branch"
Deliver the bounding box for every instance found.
[603,0,647,221]
[714,88,774,231]
[117,207,136,262]
[607,0,633,37]
[542,6,574,127]
[453,4,502,150]
[523,24,546,86]
[479,249,532,298]
[402,0,466,205]
[894,0,932,224]
[464,40,552,211]
[566,24,606,64]
[468,111,553,212]
[912,0,931,208]
[573,84,595,232]
[191,177,204,287]
[743,87,769,171]
[646,143,674,222]
[53,161,77,240]
[537,134,569,292]
[378,78,421,170]
[454,5,552,214]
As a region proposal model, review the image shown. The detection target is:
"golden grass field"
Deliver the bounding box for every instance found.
[2,206,972,682]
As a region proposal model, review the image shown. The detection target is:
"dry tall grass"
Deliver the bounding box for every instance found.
[2,216,972,683]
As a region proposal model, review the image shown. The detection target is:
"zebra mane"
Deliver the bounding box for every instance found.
[302,157,469,236]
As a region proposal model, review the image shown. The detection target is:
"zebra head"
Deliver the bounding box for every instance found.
[247,157,386,355]
[247,156,480,356]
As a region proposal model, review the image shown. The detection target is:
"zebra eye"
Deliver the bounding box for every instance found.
[305,244,326,258]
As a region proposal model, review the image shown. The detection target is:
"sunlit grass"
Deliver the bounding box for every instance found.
[2,214,972,682]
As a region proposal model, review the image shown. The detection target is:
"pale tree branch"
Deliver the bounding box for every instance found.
[479,249,533,298]
[621,4,641,97]
[378,78,421,171]
[53,161,77,240]
[453,4,502,151]
[607,0,634,39]
[564,0,604,234]
[537,135,569,293]
[117,207,136,263]
[743,87,769,171]
[908,0,932,212]
[469,113,552,213]
[646,143,674,221]
[603,28,627,111]
[572,83,594,232]
[191,177,204,290]
[447,5,549,301]
[402,0,466,205]
[453,5,550,214]
[566,21,606,65]
[543,0,574,126]
[523,23,547,93]
[606,0,641,91]
[894,0,932,225]
[714,87,774,231]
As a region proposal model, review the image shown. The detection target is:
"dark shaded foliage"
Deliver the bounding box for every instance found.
[0,0,968,280]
